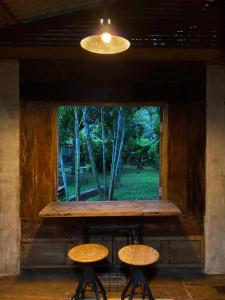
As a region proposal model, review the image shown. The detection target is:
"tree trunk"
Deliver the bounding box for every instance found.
[108,107,123,200]
[59,147,68,201]
[83,107,102,196]
[101,107,107,197]
[109,116,117,191]
[71,131,75,175]
[115,119,125,185]
[74,109,80,201]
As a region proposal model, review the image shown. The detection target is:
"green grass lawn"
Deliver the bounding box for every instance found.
[60,164,159,201]
[114,165,159,200]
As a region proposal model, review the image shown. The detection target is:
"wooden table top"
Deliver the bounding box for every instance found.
[39,200,181,218]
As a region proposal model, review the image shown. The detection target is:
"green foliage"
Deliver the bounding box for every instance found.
[57,105,161,200]
[58,106,74,146]
[80,124,111,171]
[130,106,160,168]
[58,106,83,147]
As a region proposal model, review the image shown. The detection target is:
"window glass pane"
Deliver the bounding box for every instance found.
[57,105,161,201]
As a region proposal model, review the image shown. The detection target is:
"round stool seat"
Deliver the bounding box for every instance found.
[68,243,108,263]
[118,244,159,266]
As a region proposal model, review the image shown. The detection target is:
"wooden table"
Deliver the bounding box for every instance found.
[39,200,181,218]
[39,200,181,267]
[39,200,181,243]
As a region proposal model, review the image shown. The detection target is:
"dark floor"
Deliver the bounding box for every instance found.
[0,269,225,300]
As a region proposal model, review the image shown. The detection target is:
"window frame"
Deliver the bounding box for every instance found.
[56,101,168,202]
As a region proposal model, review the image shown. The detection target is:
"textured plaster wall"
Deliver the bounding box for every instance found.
[0,60,20,276]
[205,64,225,274]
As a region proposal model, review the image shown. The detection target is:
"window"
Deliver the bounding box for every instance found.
[57,104,167,201]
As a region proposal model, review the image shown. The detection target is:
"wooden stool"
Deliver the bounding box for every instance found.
[118,244,159,300]
[68,243,108,300]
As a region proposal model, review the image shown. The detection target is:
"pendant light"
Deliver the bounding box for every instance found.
[80,0,130,54]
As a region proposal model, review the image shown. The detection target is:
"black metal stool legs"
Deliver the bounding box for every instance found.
[121,271,134,300]
[121,267,154,300]
[71,266,107,300]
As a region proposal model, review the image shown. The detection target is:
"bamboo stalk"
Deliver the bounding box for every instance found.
[108,107,122,200]
[74,108,80,201]
[114,115,126,185]
[83,107,102,196]
[101,107,107,197]
[109,115,117,191]
[59,147,68,200]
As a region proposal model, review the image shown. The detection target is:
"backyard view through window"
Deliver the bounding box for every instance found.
[58,106,161,201]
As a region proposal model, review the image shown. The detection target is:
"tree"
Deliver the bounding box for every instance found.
[58,105,160,201]
[74,107,81,201]
[101,107,107,196]
[108,107,125,200]
[130,106,160,169]
[57,106,74,200]
[83,107,102,197]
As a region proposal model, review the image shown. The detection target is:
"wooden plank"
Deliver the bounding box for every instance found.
[21,215,203,239]
[168,101,188,212]
[20,101,57,218]
[20,102,35,218]
[0,46,224,61]
[34,101,57,216]
[20,61,206,84]
[39,200,181,218]
[20,235,204,269]
[21,241,67,266]
[170,240,203,264]
[187,101,205,215]
[162,104,168,200]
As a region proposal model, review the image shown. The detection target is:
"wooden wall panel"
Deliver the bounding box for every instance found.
[187,101,205,215]
[34,102,57,215]
[20,235,204,269]
[20,61,206,103]
[19,61,206,269]
[20,99,205,217]
[20,101,56,218]
[20,102,35,218]
[170,239,203,264]
[20,61,206,218]
[168,101,188,213]
[167,100,205,215]
[21,241,67,267]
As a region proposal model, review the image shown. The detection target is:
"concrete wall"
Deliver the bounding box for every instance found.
[205,64,225,274]
[0,60,20,276]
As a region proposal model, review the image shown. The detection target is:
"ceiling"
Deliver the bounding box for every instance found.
[0,0,105,25]
[0,0,224,48]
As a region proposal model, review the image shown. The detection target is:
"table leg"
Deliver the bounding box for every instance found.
[83,218,89,244]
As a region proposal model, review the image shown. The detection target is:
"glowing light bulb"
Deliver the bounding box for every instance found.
[101,32,112,43]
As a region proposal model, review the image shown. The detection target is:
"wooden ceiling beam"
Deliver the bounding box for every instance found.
[0,46,224,62]
[0,1,17,26]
